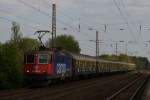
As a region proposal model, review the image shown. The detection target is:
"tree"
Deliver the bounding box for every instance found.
[0,42,2,54]
[133,57,149,69]
[49,35,81,54]
[11,21,22,43]
[0,37,40,89]
[18,37,40,53]
[0,43,22,89]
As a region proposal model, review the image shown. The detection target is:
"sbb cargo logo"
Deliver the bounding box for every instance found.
[56,63,66,74]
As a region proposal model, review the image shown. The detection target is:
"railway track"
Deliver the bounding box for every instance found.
[0,89,32,97]
[106,73,149,100]
[43,73,140,100]
[0,72,143,100]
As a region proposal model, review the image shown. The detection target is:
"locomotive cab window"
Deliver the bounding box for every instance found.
[39,54,48,64]
[26,54,35,64]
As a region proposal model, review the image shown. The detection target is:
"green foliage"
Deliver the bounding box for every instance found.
[18,38,40,53]
[0,37,39,89]
[131,56,149,69]
[0,42,2,54]
[0,43,22,89]
[49,35,81,54]
[0,21,39,89]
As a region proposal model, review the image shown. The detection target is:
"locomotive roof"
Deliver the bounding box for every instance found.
[25,50,52,55]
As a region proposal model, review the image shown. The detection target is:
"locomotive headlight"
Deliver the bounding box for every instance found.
[27,70,29,72]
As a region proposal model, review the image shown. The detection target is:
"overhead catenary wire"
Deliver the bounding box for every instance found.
[0,16,40,30]
[19,0,96,40]
[16,0,50,17]
[16,0,79,35]
[43,0,134,54]
[16,0,134,42]
[113,0,137,42]
[120,0,146,40]
[42,0,106,33]
[15,0,97,54]
[119,0,144,40]
[0,9,49,29]
[42,0,77,22]
[2,0,149,56]
[119,0,149,55]
[16,0,79,32]
[39,0,95,38]
[119,0,141,38]
[0,0,121,55]
[113,0,150,57]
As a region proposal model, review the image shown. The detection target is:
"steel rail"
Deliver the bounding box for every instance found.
[106,76,142,100]
[130,75,149,100]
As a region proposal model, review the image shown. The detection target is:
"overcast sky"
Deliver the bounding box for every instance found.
[1,0,150,59]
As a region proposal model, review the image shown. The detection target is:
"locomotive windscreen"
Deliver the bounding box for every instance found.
[26,55,35,64]
[39,55,48,64]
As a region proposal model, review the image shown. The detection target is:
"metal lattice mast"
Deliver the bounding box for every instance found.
[96,31,99,74]
[52,4,56,48]
[96,31,99,58]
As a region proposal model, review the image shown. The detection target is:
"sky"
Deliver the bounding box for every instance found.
[1,0,150,60]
